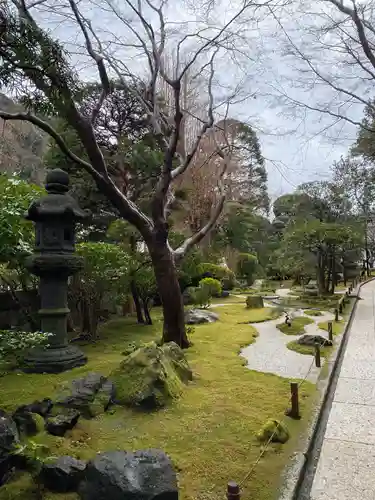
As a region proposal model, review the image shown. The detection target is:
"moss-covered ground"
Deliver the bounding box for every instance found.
[1,303,316,500]
[276,316,314,335]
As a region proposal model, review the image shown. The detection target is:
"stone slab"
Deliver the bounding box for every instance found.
[325,401,375,445]
[334,378,375,406]
[311,438,375,500]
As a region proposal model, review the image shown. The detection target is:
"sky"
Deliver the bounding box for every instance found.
[30,0,371,199]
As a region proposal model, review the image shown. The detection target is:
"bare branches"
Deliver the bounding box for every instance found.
[0,110,98,174]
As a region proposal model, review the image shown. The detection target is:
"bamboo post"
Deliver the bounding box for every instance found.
[328,321,333,341]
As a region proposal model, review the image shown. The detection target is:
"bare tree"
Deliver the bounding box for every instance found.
[262,0,375,142]
[0,0,268,347]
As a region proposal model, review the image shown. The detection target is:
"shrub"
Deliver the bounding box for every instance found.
[191,286,212,309]
[237,253,258,285]
[199,277,222,297]
[0,329,51,368]
[198,263,235,290]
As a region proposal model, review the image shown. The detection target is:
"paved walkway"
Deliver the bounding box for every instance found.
[240,309,335,382]
[311,279,375,500]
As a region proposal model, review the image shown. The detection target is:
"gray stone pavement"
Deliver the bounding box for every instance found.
[311,280,375,500]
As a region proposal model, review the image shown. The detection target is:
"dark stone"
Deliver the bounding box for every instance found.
[0,410,19,486]
[55,372,114,418]
[40,455,86,493]
[24,398,53,417]
[45,409,80,436]
[221,290,230,298]
[12,408,45,436]
[79,449,178,500]
[184,308,219,324]
[297,335,333,347]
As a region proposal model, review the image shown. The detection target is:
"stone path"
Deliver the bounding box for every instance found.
[311,280,375,500]
[240,309,336,382]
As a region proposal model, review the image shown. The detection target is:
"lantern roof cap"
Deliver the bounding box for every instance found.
[25,169,90,222]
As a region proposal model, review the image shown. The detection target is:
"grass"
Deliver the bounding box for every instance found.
[244,307,283,323]
[276,316,314,335]
[0,304,317,500]
[303,309,323,317]
[318,320,344,336]
[286,340,332,358]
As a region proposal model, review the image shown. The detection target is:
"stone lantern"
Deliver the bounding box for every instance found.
[23,168,89,373]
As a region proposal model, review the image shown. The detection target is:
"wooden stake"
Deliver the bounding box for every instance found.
[328,321,333,341]
[335,308,339,322]
[315,343,321,368]
[227,481,240,500]
[286,382,300,420]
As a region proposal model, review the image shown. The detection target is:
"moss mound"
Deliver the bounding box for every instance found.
[110,341,191,409]
[246,296,264,309]
[256,419,290,444]
[303,310,323,317]
[276,316,313,335]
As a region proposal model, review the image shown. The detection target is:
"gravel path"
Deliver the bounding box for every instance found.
[240,309,336,382]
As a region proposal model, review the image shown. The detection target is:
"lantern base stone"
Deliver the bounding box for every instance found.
[23,345,87,374]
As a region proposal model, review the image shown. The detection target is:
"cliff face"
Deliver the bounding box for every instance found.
[0,93,47,183]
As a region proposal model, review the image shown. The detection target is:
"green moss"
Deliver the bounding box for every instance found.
[318,320,344,336]
[256,419,290,444]
[0,304,317,500]
[303,310,323,317]
[276,316,314,335]
[286,340,332,357]
[110,342,185,409]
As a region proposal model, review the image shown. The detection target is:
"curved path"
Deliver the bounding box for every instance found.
[240,309,336,382]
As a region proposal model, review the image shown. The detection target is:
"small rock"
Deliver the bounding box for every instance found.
[297,335,333,347]
[88,380,116,417]
[45,409,80,437]
[79,449,178,500]
[0,410,19,485]
[184,308,219,325]
[24,398,53,418]
[12,408,45,436]
[40,455,86,492]
[256,419,289,444]
[55,373,112,418]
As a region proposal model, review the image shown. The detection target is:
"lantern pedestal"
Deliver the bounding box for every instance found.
[23,169,89,374]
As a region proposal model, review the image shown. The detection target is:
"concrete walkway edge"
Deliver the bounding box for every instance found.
[279,279,373,500]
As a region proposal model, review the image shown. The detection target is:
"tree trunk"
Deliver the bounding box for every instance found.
[142,298,153,325]
[130,280,145,324]
[149,240,190,348]
[317,251,326,295]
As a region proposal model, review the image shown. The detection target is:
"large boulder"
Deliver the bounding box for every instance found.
[184,308,219,325]
[40,455,86,493]
[297,335,333,347]
[0,410,19,485]
[246,296,264,309]
[21,398,53,418]
[79,450,178,500]
[110,342,190,409]
[161,342,192,383]
[55,372,115,418]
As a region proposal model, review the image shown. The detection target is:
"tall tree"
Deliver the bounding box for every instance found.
[0,1,263,347]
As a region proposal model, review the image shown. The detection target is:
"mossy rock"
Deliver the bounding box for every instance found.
[110,341,191,410]
[246,296,264,309]
[161,342,193,383]
[256,419,289,444]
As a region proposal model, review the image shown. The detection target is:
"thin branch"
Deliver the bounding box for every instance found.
[0,110,99,176]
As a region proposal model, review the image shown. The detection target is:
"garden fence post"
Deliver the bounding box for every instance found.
[315,343,321,368]
[328,321,333,341]
[227,481,240,500]
[286,382,300,419]
[335,309,339,322]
